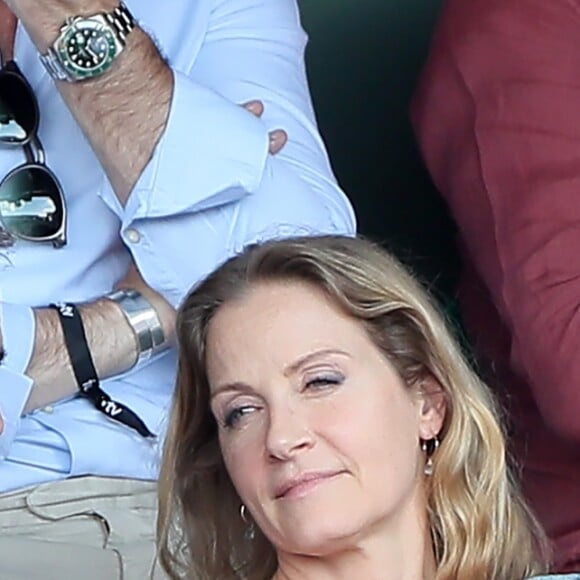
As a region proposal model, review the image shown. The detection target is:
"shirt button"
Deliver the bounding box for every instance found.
[42,405,54,414]
[125,228,141,244]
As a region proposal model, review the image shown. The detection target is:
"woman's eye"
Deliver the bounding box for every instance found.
[223,405,256,429]
[305,374,344,390]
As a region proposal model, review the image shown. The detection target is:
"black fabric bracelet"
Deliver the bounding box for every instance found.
[50,302,155,438]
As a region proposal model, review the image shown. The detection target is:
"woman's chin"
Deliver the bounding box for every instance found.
[270,515,364,557]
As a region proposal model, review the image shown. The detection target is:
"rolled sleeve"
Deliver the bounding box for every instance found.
[124,70,270,221]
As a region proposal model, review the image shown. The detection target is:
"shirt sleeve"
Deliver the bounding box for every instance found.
[97,0,355,307]
[0,303,35,458]
[412,0,580,443]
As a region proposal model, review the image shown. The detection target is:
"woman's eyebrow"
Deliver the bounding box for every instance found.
[210,349,351,399]
[210,381,253,400]
[283,348,350,377]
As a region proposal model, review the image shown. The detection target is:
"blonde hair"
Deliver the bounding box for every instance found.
[158,235,547,580]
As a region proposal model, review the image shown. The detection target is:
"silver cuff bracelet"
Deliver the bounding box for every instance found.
[105,289,166,368]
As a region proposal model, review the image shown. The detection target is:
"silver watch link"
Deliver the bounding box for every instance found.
[40,2,136,82]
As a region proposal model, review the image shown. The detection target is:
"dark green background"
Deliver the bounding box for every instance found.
[298,0,458,300]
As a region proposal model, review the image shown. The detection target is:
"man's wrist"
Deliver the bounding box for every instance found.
[39,2,136,83]
[104,288,168,370]
[8,0,122,53]
[22,296,139,413]
[87,297,140,372]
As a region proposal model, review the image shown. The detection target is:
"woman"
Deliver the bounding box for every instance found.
[158,235,578,580]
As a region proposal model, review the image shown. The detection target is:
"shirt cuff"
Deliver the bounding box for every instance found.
[0,367,34,459]
[1,302,35,374]
[98,69,270,224]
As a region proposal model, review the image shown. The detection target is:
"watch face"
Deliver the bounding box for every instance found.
[57,18,119,79]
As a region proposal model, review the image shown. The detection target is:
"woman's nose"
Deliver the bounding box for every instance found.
[265,403,314,461]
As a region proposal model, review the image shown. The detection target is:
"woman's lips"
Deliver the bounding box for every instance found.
[275,470,345,500]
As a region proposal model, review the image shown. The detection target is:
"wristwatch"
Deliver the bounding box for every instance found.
[39,2,135,82]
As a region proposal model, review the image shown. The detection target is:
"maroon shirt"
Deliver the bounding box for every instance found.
[412,0,580,571]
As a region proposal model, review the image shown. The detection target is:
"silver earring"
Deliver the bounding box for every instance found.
[422,437,440,476]
[239,504,255,541]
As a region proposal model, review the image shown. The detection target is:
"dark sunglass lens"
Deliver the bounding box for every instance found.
[0,167,63,239]
[0,67,38,145]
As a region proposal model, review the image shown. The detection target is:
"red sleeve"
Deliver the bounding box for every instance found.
[412,0,580,442]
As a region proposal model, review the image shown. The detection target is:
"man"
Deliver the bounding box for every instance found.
[0,0,356,577]
[412,0,580,571]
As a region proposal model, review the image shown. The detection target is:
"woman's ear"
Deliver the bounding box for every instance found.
[416,374,446,440]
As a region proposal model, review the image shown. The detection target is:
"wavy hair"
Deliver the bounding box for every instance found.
[157,235,547,579]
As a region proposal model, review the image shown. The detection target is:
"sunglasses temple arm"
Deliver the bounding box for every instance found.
[25,135,45,165]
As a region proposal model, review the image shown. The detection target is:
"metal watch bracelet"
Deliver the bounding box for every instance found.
[105,289,166,368]
[39,2,136,83]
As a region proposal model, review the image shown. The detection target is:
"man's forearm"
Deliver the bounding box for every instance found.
[23,297,138,412]
[8,0,173,204]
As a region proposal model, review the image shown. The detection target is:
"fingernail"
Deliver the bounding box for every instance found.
[245,100,262,113]
[269,129,284,142]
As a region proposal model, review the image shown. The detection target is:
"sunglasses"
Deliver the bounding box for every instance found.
[0,60,66,248]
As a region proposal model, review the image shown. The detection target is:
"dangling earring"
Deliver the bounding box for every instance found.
[421,436,440,476]
[239,504,256,541]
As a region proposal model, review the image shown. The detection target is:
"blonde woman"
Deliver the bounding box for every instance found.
[158,235,578,580]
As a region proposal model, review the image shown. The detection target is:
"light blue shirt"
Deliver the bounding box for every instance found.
[531,576,580,579]
[0,0,356,492]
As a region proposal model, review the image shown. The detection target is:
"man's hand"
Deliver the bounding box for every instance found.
[242,100,288,155]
